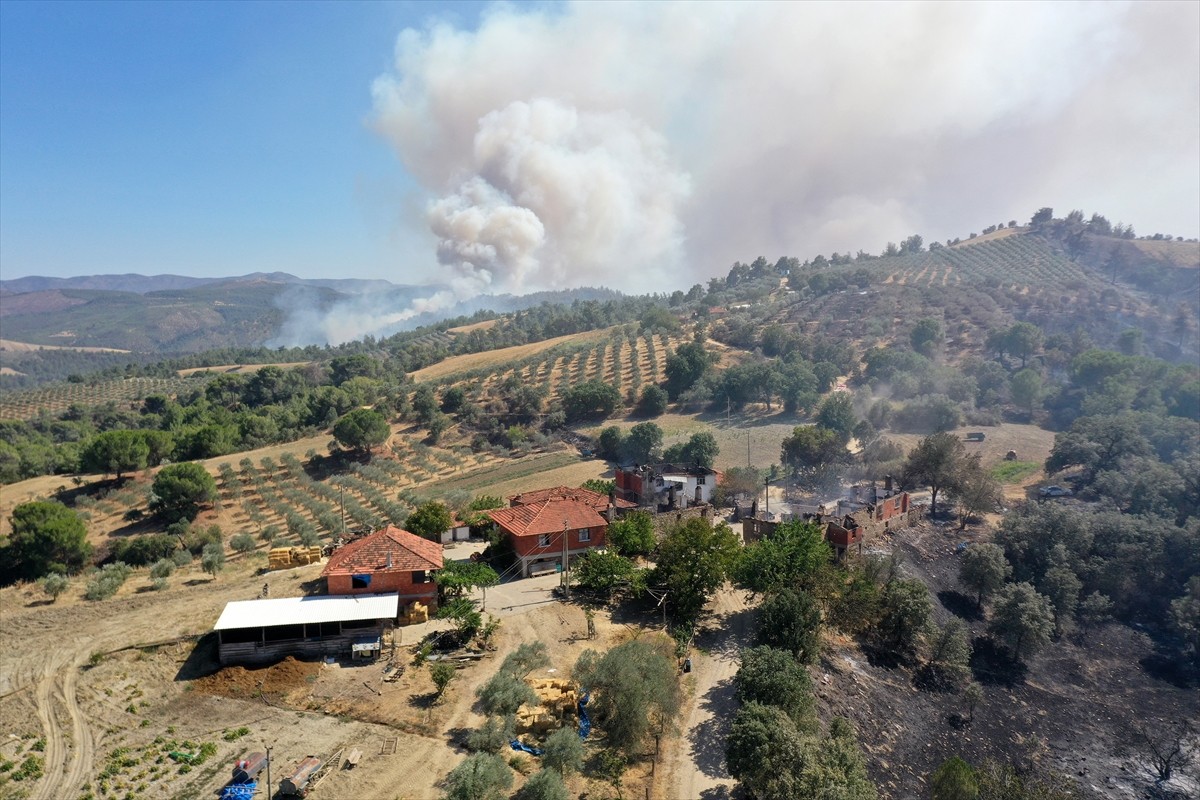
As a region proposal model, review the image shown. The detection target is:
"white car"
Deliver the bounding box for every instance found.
[1038,485,1072,498]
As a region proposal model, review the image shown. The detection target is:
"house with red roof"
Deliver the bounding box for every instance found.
[507,485,635,513]
[322,525,443,611]
[488,497,609,578]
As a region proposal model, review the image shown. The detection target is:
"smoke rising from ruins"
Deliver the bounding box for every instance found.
[285,1,1198,344]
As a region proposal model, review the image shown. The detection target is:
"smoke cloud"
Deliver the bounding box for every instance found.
[283,1,1197,345]
[374,0,1198,285]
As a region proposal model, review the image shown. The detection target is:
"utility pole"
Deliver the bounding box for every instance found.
[340,487,346,538]
[764,477,770,517]
[747,430,751,469]
[561,518,570,599]
[265,746,272,799]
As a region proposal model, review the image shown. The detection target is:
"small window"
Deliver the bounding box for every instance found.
[412,570,429,584]
[538,534,552,548]
[698,475,706,485]
[351,574,372,589]
[579,528,591,542]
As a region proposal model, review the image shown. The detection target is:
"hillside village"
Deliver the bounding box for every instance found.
[0,215,1198,800]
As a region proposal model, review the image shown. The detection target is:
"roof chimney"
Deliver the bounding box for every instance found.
[387,551,393,569]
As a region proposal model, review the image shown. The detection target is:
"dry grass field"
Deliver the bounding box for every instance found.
[1130,238,1200,268]
[0,552,668,800]
[0,338,131,354]
[410,328,613,382]
[176,361,312,377]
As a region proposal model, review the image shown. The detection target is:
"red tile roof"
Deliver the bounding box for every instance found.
[322,525,443,576]
[508,485,635,511]
[488,498,608,538]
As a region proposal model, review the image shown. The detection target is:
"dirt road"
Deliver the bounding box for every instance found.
[666,586,755,800]
[0,563,324,800]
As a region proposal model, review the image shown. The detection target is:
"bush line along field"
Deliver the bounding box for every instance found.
[0,376,209,422]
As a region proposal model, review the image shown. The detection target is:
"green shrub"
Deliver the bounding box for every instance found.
[84,563,132,601]
[12,754,44,781]
[41,572,69,602]
[109,534,177,567]
[229,533,256,553]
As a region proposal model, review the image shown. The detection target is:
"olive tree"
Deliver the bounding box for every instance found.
[573,637,680,753]
[443,752,512,800]
[540,726,583,775]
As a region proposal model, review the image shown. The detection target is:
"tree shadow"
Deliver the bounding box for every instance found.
[183,578,211,587]
[969,636,1027,687]
[937,590,983,621]
[25,599,54,608]
[694,608,756,662]
[1139,649,1200,689]
[174,632,221,681]
[912,664,964,693]
[860,638,905,670]
[945,711,971,730]
[688,677,737,779]
[409,691,439,710]
[105,518,162,539]
[445,727,472,752]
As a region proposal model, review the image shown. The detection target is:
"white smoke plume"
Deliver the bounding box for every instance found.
[373,1,1197,283]
[285,1,1197,345]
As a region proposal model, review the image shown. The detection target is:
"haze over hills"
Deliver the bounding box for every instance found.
[2,221,1196,353]
[0,274,623,355]
[0,271,411,296]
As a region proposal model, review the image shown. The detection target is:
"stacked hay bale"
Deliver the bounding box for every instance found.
[513,678,579,733]
[265,546,324,571]
[267,547,294,571]
[397,601,429,626]
[292,546,323,565]
[530,678,578,717]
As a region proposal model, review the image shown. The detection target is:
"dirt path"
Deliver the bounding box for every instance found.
[1,562,315,800]
[667,586,754,800]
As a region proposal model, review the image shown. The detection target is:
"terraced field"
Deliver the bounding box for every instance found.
[0,376,208,420]
[434,329,694,407]
[212,435,525,546]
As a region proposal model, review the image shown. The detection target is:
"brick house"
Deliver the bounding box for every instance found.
[322,525,443,611]
[506,485,635,514]
[488,498,609,578]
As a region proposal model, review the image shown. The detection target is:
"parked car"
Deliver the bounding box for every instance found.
[1038,485,1072,498]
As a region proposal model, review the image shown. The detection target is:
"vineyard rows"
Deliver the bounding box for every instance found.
[437,330,685,405]
[0,376,207,421]
[884,237,1093,289]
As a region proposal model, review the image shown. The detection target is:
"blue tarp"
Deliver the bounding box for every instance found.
[509,739,544,756]
[220,782,256,800]
[578,690,591,739]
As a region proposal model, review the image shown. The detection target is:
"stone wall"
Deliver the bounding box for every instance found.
[650,504,713,534]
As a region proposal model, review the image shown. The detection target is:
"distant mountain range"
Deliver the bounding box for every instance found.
[0,271,403,295]
[0,272,623,353]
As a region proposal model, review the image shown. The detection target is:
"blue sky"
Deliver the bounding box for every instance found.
[1,1,487,282]
[3,2,1196,291]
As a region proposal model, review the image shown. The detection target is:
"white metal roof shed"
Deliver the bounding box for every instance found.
[213,593,399,631]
